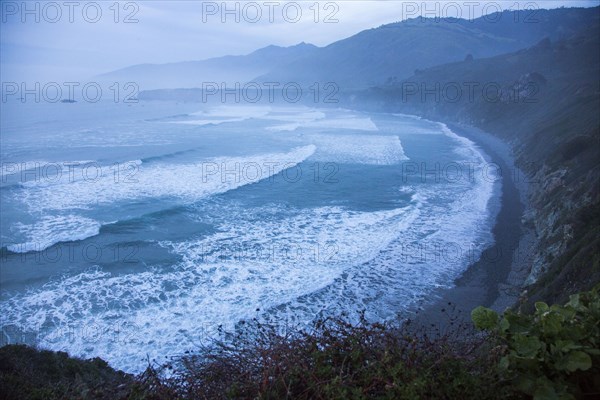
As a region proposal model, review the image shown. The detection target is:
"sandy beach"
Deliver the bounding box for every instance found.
[409,122,536,332]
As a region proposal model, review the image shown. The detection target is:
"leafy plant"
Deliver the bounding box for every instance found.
[472,287,600,399]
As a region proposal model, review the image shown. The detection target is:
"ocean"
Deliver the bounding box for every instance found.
[0,100,499,373]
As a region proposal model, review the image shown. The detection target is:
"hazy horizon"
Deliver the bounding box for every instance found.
[2,0,599,82]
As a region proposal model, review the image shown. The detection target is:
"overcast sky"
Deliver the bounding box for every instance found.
[1,0,599,81]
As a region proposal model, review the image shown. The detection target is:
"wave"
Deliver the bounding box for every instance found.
[267,116,378,132]
[265,142,497,324]
[164,105,274,126]
[190,105,272,119]
[16,145,316,212]
[168,118,246,126]
[140,149,198,164]
[392,113,422,121]
[144,113,190,122]
[0,161,495,373]
[6,146,316,251]
[0,203,420,373]
[438,122,489,163]
[6,215,101,253]
[261,118,497,325]
[307,134,409,165]
[262,109,326,123]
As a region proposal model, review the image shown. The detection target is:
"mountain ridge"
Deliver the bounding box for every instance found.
[255,6,599,88]
[96,42,319,89]
[99,6,599,91]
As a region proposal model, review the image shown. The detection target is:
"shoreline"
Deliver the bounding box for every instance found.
[409,121,535,330]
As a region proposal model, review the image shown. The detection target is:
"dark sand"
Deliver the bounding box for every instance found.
[408,122,536,332]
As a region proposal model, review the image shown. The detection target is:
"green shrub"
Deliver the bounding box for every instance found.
[472,287,600,399]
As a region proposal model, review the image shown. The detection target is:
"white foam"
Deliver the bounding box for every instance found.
[170,105,274,126]
[308,134,409,165]
[0,160,496,371]
[438,122,487,162]
[265,120,497,324]
[0,204,420,373]
[7,215,101,253]
[266,123,300,131]
[264,109,326,123]
[16,146,316,212]
[170,119,246,126]
[393,113,422,121]
[178,106,326,130]
[191,105,272,119]
[267,116,378,132]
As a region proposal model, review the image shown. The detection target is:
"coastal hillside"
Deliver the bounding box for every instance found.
[102,7,599,92]
[96,42,318,89]
[355,22,600,306]
[256,7,600,89]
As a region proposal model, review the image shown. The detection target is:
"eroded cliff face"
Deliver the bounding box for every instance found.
[522,163,596,278]
[514,142,599,305]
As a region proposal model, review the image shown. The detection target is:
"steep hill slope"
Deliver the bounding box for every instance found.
[256,7,599,89]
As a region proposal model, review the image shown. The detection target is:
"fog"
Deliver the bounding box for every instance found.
[1,0,597,83]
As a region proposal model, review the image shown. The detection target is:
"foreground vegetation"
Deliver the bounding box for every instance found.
[1,287,598,399]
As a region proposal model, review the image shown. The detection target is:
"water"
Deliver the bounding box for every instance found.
[0,101,498,373]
